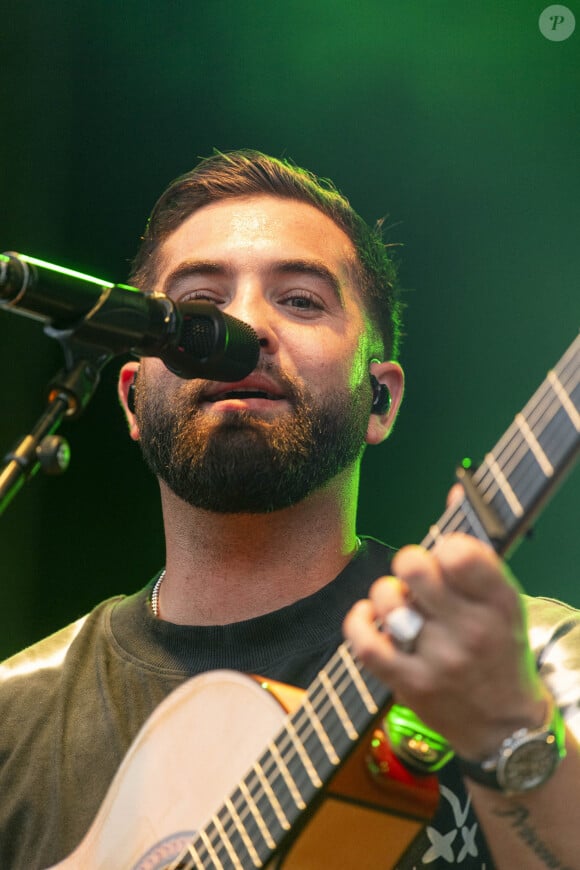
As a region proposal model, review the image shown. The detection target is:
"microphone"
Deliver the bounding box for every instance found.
[0,252,260,381]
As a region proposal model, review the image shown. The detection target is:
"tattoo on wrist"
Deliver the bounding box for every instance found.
[493,804,573,870]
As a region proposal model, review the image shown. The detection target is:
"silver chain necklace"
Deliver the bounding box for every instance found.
[150,570,166,618]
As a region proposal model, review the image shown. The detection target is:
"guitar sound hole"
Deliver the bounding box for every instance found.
[130,831,196,870]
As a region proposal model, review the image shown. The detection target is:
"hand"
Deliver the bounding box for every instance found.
[343,533,550,760]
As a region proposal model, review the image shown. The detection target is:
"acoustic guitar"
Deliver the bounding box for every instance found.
[51,334,579,869]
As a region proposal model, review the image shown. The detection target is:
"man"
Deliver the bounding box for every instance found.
[0,150,578,869]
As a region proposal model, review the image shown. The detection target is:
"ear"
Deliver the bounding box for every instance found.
[118,361,141,441]
[365,360,405,445]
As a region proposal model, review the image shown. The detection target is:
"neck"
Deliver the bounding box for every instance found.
[156,467,361,625]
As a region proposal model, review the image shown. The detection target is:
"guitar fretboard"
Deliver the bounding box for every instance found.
[173,333,579,870]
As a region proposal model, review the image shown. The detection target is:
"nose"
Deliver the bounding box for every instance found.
[226,290,279,357]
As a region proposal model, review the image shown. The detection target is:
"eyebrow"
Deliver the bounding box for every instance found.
[163,258,344,305]
[274,260,344,304]
[163,260,226,295]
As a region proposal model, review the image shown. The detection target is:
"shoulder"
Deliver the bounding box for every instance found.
[0,595,124,692]
[0,617,89,683]
[523,593,580,652]
[523,593,580,740]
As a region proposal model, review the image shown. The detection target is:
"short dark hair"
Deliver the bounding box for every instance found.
[130,150,403,359]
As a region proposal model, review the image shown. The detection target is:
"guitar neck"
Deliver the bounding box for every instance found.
[424,333,579,555]
[177,334,580,870]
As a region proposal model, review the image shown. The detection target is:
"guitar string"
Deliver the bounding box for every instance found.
[174,609,457,870]
[169,598,460,870]
[481,357,578,495]
[475,353,578,514]
[480,354,574,486]
[169,344,579,869]
[476,373,573,511]
[490,341,578,482]
[164,640,386,870]
[488,337,580,470]
[169,661,382,870]
[486,341,578,485]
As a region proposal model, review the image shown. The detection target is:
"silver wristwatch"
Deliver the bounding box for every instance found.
[457,698,567,794]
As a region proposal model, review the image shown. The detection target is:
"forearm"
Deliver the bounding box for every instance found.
[466,727,580,870]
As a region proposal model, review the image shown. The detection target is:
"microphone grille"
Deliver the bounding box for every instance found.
[180,312,218,357]
[161,301,259,381]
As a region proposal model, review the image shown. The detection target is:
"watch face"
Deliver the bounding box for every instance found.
[498,736,560,792]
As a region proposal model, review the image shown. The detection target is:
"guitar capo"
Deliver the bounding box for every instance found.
[455,462,507,547]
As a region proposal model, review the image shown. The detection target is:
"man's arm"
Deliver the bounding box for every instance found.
[343,533,580,869]
[466,736,580,870]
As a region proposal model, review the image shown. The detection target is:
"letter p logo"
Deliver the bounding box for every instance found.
[539,5,576,41]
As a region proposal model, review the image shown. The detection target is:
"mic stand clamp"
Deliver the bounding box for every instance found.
[0,332,112,516]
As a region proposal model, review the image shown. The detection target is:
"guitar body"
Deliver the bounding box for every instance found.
[50,671,436,870]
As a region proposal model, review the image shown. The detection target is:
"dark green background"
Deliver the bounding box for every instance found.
[1,1,578,659]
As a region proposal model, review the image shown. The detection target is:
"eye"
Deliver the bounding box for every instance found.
[279,291,324,314]
[179,289,223,304]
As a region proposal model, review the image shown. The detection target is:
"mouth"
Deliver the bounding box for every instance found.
[206,389,284,403]
[201,375,289,410]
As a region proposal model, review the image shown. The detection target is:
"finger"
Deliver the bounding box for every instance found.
[343,599,400,669]
[446,482,464,509]
[432,533,520,606]
[390,545,452,618]
[367,575,408,616]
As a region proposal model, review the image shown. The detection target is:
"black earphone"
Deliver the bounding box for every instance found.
[370,373,391,415]
[127,375,137,414]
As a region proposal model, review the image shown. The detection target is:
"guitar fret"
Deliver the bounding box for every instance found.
[212,811,244,870]
[252,761,291,831]
[484,452,524,517]
[511,449,549,506]
[225,797,263,868]
[538,402,579,464]
[186,840,206,868]
[459,338,579,551]
[286,720,323,787]
[269,741,307,809]
[424,504,474,546]
[488,428,547,507]
[230,793,271,863]
[429,522,443,542]
[307,669,366,757]
[338,645,379,714]
[272,746,313,807]
[302,696,342,764]
[515,412,554,476]
[548,370,580,430]
[317,672,358,743]
[520,381,554,435]
[458,497,494,544]
[290,709,331,776]
[238,780,277,849]
[199,827,225,870]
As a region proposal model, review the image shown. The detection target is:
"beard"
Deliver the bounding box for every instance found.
[134,364,369,514]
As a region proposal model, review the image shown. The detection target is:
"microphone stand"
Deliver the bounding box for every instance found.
[0,332,112,516]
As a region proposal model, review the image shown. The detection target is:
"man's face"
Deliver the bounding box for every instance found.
[133,195,382,512]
